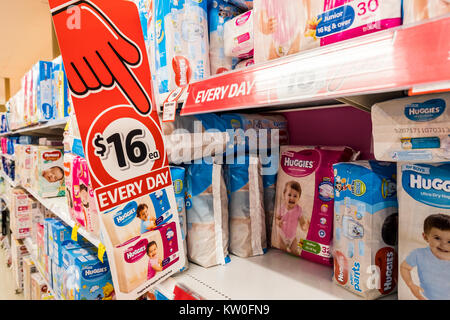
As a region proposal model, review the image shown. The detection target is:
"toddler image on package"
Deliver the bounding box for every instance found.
[398,163,450,300]
[333,161,398,299]
[272,145,359,265]
[112,222,180,294]
[32,146,65,198]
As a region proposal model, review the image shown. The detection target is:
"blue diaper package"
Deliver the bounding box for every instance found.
[208,0,241,75]
[260,152,278,246]
[223,0,252,10]
[333,160,398,299]
[155,0,170,94]
[225,154,266,257]
[61,247,114,300]
[36,61,55,122]
[185,162,230,267]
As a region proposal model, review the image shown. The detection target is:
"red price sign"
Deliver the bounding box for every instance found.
[49,0,168,189]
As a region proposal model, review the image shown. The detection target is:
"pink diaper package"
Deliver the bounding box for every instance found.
[63,153,100,236]
[272,145,359,265]
[224,10,254,59]
[254,0,402,64]
[112,221,180,294]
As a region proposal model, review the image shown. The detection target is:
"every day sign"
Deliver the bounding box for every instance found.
[49,0,185,299]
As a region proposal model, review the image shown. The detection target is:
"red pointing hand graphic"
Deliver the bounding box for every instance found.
[51,0,152,115]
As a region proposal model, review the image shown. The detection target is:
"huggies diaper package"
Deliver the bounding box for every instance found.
[161,0,211,91]
[225,155,266,258]
[185,162,230,267]
[112,222,180,294]
[403,0,450,24]
[254,0,402,63]
[155,0,170,94]
[15,145,33,188]
[72,156,100,236]
[161,113,230,164]
[333,161,398,299]
[31,146,65,198]
[64,153,76,223]
[209,0,242,75]
[272,145,359,265]
[36,61,54,122]
[224,10,254,59]
[372,93,450,163]
[101,187,174,247]
[398,163,450,300]
[61,248,114,300]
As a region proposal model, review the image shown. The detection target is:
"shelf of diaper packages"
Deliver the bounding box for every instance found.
[0,170,18,188]
[0,118,68,138]
[21,185,101,248]
[23,237,61,300]
[171,250,397,301]
[179,16,450,116]
[0,153,15,161]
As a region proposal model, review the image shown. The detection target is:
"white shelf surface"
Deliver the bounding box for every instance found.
[22,185,101,248]
[23,237,60,300]
[173,249,397,300]
[0,118,68,137]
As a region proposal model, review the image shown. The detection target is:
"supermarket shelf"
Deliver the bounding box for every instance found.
[0,118,68,137]
[0,170,18,187]
[0,153,15,161]
[21,185,101,248]
[23,237,60,300]
[177,17,450,116]
[172,250,397,300]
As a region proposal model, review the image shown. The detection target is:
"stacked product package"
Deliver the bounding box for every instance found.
[4,56,71,131]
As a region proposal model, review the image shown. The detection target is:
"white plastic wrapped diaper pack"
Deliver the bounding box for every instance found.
[333,161,398,300]
[161,113,230,164]
[225,155,266,258]
[224,10,254,59]
[403,0,450,24]
[372,93,450,163]
[208,0,242,74]
[397,163,450,300]
[186,162,230,268]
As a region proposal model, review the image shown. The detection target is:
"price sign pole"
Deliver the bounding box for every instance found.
[49,0,186,299]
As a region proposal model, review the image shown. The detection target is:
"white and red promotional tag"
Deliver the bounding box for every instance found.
[49,0,185,299]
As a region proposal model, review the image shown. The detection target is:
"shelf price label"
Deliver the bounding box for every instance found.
[49,0,186,300]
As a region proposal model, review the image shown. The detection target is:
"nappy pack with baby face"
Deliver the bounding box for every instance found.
[31,146,65,198]
[372,93,450,163]
[333,161,398,299]
[225,155,266,257]
[253,0,402,64]
[272,145,359,265]
[397,162,450,300]
[112,221,180,294]
[185,161,230,267]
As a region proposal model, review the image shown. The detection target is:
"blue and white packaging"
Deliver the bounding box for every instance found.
[333,160,398,299]
[36,61,55,122]
[208,0,241,75]
[44,218,59,257]
[61,249,114,300]
[51,221,72,266]
[372,93,450,163]
[155,0,170,94]
[223,0,252,10]
[398,162,450,300]
[225,154,266,257]
[260,152,278,247]
[185,162,229,267]
[164,0,211,91]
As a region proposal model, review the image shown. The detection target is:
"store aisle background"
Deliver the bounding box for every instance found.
[0,247,24,300]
